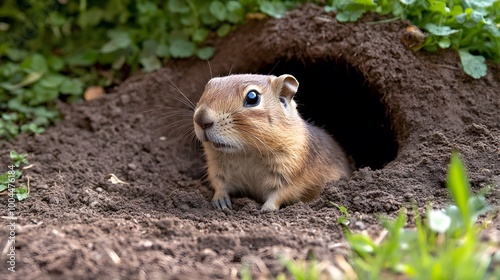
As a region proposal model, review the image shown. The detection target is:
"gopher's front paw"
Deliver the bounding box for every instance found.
[260,201,279,212]
[212,191,232,210]
[261,192,280,212]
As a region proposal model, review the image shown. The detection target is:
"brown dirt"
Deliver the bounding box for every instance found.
[1,4,499,280]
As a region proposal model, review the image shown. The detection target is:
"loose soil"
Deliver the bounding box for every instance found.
[1,4,499,280]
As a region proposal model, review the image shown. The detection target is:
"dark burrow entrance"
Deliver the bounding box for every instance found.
[260,60,398,170]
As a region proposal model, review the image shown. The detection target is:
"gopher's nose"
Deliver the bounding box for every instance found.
[194,108,214,130]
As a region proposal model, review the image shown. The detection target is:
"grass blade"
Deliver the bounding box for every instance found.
[447,152,471,231]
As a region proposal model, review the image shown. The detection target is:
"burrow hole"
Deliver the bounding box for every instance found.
[260,60,398,170]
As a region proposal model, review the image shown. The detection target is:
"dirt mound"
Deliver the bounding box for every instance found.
[1,4,499,279]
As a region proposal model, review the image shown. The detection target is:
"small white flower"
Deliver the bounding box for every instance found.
[428,210,451,233]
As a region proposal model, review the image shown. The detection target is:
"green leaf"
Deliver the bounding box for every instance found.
[6,49,28,62]
[438,37,451,48]
[470,11,484,23]
[141,39,158,58]
[210,1,227,21]
[7,72,44,90]
[155,44,170,57]
[12,170,21,180]
[2,113,19,122]
[0,172,9,191]
[137,1,159,22]
[101,42,120,54]
[192,28,210,43]
[14,185,29,201]
[39,74,65,89]
[139,56,162,72]
[21,123,45,134]
[399,0,416,5]
[28,85,59,105]
[324,6,335,13]
[0,62,21,77]
[337,216,349,225]
[0,120,20,138]
[21,54,48,73]
[196,46,215,60]
[348,234,377,255]
[60,78,84,95]
[483,22,500,37]
[32,107,59,125]
[137,1,158,14]
[330,202,350,217]
[334,0,376,22]
[468,196,491,223]
[456,13,467,24]
[168,0,190,13]
[470,0,497,9]
[32,54,49,72]
[66,49,100,66]
[169,39,196,58]
[101,30,132,53]
[226,1,245,23]
[444,205,464,233]
[259,1,287,19]
[180,15,196,26]
[216,24,232,37]
[48,11,67,27]
[10,150,28,167]
[47,56,65,71]
[201,12,218,25]
[425,24,459,36]
[428,1,447,14]
[78,7,104,28]
[336,10,366,22]
[459,50,487,79]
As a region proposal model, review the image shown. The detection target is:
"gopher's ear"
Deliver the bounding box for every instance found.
[272,74,299,100]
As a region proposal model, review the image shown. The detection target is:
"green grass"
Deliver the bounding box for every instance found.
[331,201,351,226]
[345,152,498,279]
[0,150,30,201]
[278,255,320,280]
[241,255,321,280]
[241,152,499,279]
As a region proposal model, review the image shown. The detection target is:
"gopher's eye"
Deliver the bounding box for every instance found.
[244,90,261,107]
[279,97,287,108]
